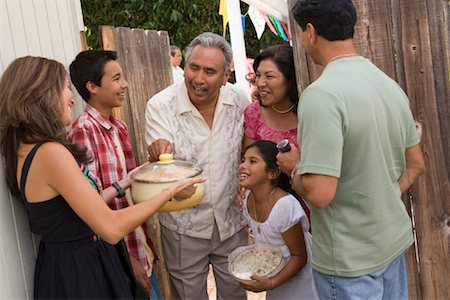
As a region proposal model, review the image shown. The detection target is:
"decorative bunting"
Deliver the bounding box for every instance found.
[280,22,292,41]
[219,0,228,37]
[268,15,282,38]
[273,18,288,42]
[248,5,266,39]
[262,13,278,36]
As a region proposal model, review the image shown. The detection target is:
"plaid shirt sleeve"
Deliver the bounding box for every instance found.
[67,122,103,190]
[68,114,151,271]
[115,120,136,171]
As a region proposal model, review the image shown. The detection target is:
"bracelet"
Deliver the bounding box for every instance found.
[165,188,174,201]
[112,182,125,198]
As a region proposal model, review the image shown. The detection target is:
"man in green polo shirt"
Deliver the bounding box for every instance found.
[277,0,426,299]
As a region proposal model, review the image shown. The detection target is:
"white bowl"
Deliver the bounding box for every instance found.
[228,244,284,281]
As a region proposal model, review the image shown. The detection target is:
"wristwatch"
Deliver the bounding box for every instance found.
[112,182,125,198]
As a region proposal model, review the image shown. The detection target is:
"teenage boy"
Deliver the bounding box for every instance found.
[67,50,161,299]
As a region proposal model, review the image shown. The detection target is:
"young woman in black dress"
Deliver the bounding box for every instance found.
[0,56,205,299]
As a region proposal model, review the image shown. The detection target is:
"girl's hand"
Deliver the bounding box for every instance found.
[166,177,207,200]
[235,187,246,212]
[238,274,271,292]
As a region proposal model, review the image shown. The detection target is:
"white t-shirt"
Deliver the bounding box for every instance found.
[243,193,319,300]
[172,66,184,83]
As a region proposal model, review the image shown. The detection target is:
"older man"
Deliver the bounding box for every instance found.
[145,32,250,300]
[277,1,426,299]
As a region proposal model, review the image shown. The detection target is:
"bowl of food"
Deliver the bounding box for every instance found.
[131,153,205,212]
[228,244,284,282]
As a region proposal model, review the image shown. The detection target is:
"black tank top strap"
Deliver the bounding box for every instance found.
[19,142,44,202]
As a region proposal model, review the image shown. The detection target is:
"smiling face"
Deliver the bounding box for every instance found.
[88,60,128,114]
[60,78,75,126]
[184,45,230,108]
[255,59,290,108]
[239,147,273,189]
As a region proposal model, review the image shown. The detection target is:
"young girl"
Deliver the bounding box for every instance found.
[239,140,318,299]
[0,56,205,299]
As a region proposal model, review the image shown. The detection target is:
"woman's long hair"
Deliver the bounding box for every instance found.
[245,140,291,192]
[0,56,87,196]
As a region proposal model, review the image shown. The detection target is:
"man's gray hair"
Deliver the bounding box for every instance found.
[185,32,233,71]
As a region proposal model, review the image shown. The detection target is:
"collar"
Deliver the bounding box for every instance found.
[175,82,235,116]
[85,103,114,131]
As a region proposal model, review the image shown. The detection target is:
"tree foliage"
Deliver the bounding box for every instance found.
[81,0,286,59]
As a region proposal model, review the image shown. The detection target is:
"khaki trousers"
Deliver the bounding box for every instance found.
[161,222,247,300]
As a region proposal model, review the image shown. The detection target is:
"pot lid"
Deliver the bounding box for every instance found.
[131,153,202,183]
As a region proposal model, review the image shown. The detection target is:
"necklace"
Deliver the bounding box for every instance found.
[271,103,295,114]
[328,52,358,64]
[251,193,272,234]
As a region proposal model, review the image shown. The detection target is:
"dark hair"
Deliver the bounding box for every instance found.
[292,0,357,41]
[170,45,180,57]
[69,50,118,102]
[253,45,299,113]
[0,56,87,196]
[245,140,291,192]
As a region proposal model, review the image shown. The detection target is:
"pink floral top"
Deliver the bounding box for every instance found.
[244,101,299,149]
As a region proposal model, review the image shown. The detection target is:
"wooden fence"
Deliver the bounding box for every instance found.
[98,25,174,299]
[287,0,450,299]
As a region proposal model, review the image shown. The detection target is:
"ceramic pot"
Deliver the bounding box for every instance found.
[131,154,205,212]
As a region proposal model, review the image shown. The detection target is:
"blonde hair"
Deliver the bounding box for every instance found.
[0,56,86,195]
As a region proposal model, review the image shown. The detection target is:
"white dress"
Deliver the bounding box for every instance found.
[243,193,319,300]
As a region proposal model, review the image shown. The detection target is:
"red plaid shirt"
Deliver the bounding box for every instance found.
[67,104,151,270]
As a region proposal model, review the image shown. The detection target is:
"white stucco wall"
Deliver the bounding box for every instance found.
[0,0,85,298]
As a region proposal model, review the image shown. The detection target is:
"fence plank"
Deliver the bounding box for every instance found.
[397,1,450,298]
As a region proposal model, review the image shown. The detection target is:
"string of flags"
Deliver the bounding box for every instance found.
[219,1,291,42]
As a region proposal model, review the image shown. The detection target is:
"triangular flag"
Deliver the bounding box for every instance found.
[248,5,266,39]
[219,0,228,37]
[274,18,288,42]
[268,15,283,38]
[280,22,292,41]
[262,13,278,36]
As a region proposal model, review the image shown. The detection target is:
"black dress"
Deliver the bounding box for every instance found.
[19,143,133,299]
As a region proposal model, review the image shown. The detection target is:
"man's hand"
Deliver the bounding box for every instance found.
[129,255,151,295]
[118,162,150,190]
[276,144,300,175]
[173,185,196,200]
[147,139,173,162]
[398,144,426,193]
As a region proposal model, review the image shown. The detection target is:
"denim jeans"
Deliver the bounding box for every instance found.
[149,272,163,300]
[313,253,408,300]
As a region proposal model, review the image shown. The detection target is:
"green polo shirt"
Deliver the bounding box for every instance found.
[297,56,419,276]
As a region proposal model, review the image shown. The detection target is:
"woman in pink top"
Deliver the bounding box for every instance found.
[243,45,299,149]
[243,45,310,226]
